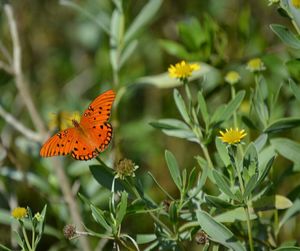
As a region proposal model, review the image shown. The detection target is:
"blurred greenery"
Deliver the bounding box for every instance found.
[1,0,300,250]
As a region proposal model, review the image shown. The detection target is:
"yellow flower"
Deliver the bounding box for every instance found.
[246,58,266,72]
[292,0,300,8]
[115,158,139,180]
[11,207,27,219]
[48,111,81,131]
[168,61,200,80]
[219,128,247,145]
[224,71,241,85]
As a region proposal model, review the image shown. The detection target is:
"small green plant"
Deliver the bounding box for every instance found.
[0,206,47,251]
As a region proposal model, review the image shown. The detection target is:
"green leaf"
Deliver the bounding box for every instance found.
[165,150,182,190]
[0,244,12,251]
[150,119,198,143]
[264,117,300,133]
[212,91,245,124]
[257,156,275,186]
[243,173,258,199]
[169,201,178,223]
[124,0,162,45]
[270,24,300,49]
[289,78,300,102]
[196,210,246,251]
[60,0,110,34]
[271,138,300,164]
[13,231,24,249]
[159,40,191,59]
[91,205,111,231]
[89,164,126,192]
[110,8,124,72]
[214,207,257,223]
[253,195,293,211]
[212,170,238,201]
[150,118,189,130]
[243,143,258,171]
[254,133,268,151]
[205,195,238,209]
[119,40,138,68]
[178,17,203,50]
[287,60,300,80]
[136,234,157,244]
[215,138,230,167]
[116,192,128,225]
[197,91,209,126]
[273,247,300,251]
[187,167,197,191]
[173,89,191,125]
[37,205,47,238]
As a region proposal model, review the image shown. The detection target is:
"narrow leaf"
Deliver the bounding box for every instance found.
[243,173,258,199]
[196,210,246,251]
[197,91,209,126]
[214,207,257,223]
[116,192,128,225]
[91,205,111,231]
[270,24,300,49]
[165,150,182,189]
[212,170,237,201]
[120,40,138,68]
[271,138,300,164]
[215,138,230,167]
[264,117,300,134]
[289,78,300,102]
[124,0,162,45]
[173,89,191,124]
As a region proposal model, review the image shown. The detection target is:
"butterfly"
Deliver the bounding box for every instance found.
[40,89,115,160]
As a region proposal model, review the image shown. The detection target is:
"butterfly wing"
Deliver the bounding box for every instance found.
[80,89,115,125]
[40,128,98,160]
[79,89,115,159]
[40,89,115,161]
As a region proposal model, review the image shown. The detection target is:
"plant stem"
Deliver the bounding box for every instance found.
[130,184,173,236]
[31,223,35,250]
[245,205,254,251]
[200,143,214,169]
[230,85,238,129]
[21,224,32,251]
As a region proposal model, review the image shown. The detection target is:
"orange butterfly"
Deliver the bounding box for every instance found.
[40,89,115,161]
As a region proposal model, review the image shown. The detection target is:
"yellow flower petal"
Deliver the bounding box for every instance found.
[168,61,200,80]
[11,207,27,219]
[219,128,247,145]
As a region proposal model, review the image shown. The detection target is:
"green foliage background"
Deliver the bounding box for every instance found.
[1,0,300,250]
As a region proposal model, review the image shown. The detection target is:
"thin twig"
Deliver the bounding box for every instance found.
[4,4,46,134]
[2,3,92,251]
[0,105,43,142]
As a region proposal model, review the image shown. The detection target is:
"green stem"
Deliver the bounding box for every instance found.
[230,147,254,251]
[245,205,254,251]
[230,85,238,129]
[21,223,32,251]
[274,209,279,239]
[130,184,173,236]
[31,223,35,250]
[200,143,214,169]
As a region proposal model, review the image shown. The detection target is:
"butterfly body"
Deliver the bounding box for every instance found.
[40,90,115,161]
